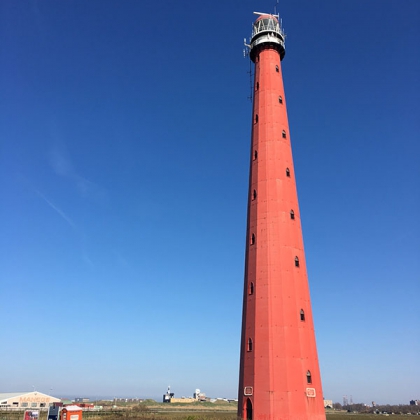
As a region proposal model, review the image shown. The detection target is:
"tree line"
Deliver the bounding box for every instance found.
[332,402,420,414]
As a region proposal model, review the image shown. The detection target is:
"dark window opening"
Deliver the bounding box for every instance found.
[255,114,258,123]
[295,256,300,267]
[300,309,305,321]
[256,82,259,90]
[279,96,283,104]
[290,210,295,220]
[247,338,253,352]
[253,150,258,160]
[286,168,290,177]
[252,190,257,200]
[275,65,279,72]
[249,282,254,295]
[307,370,312,384]
[282,130,287,139]
[250,234,255,245]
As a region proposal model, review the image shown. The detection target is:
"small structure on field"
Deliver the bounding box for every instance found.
[162,386,206,403]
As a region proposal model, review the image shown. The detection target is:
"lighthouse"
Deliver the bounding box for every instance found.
[238,12,326,420]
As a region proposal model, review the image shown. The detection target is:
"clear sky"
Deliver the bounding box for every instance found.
[1,0,419,406]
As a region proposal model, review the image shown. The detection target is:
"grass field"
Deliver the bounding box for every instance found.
[326,415,414,420]
[1,408,417,420]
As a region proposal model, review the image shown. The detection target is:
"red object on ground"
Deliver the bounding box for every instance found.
[23,411,39,420]
[238,12,326,420]
[60,406,83,420]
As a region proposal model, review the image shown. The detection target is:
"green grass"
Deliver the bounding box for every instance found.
[326,415,415,420]
[2,408,417,420]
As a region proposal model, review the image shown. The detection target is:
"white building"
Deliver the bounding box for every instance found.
[0,392,60,409]
[323,399,333,408]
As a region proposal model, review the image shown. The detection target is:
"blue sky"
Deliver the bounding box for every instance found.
[1,0,419,406]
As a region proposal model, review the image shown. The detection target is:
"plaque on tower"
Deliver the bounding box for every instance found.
[306,388,316,398]
[244,387,253,396]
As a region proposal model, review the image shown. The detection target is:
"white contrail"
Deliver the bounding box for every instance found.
[33,188,95,267]
[34,189,76,229]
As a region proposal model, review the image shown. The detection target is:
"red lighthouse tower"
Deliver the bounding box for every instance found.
[238,12,326,420]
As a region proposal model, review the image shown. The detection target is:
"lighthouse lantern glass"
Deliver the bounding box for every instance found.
[252,16,282,39]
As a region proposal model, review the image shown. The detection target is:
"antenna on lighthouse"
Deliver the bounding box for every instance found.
[243,38,252,102]
[253,11,279,19]
[247,60,253,102]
